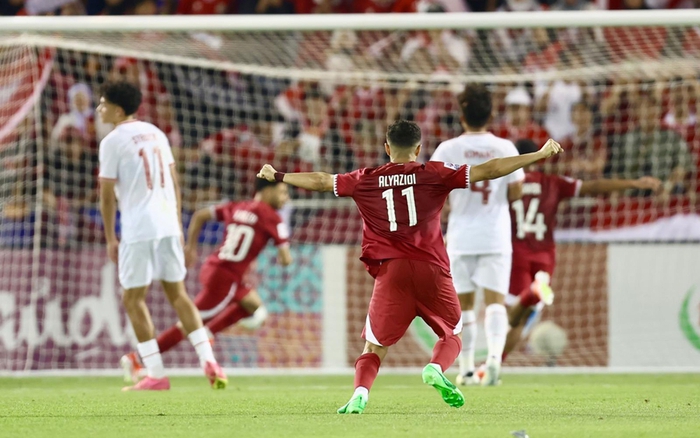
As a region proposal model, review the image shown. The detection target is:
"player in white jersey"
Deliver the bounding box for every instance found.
[431,83,524,387]
[98,81,227,391]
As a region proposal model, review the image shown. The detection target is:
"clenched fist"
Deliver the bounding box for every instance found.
[257,164,277,182]
[633,176,662,192]
[539,139,564,158]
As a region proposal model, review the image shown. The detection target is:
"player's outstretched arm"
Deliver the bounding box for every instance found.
[579,176,661,196]
[184,207,215,268]
[257,164,334,192]
[470,139,563,183]
[99,179,119,263]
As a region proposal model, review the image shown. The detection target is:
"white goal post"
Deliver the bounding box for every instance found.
[1,11,700,375]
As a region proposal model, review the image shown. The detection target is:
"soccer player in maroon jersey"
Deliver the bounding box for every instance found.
[120,178,293,384]
[258,120,563,413]
[502,139,661,362]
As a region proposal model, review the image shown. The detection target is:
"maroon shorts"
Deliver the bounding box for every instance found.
[195,262,252,321]
[509,250,555,298]
[362,259,462,347]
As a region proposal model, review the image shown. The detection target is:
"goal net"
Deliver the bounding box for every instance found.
[1,11,700,374]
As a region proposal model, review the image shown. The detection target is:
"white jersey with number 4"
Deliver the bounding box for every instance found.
[431,132,524,255]
[99,120,181,244]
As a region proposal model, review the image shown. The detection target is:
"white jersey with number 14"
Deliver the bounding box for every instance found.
[98,120,181,244]
[430,132,524,255]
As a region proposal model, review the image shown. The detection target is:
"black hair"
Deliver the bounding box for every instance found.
[255,178,281,193]
[515,138,539,156]
[386,120,421,149]
[458,83,492,129]
[101,81,142,116]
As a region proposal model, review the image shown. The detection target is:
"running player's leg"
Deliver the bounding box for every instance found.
[503,257,555,362]
[338,259,416,414]
[337,341,388,414]
[451,255,478,385]
[157,236,226,388]
[502,256,534,363]
[415,261,464,408]
[203,286,263,336]
[238,289,269,330]
[150,280,255,362]
[125,263,234,368]
[119,240,169,390]
[503,306,535,360]
[475,253,512,386]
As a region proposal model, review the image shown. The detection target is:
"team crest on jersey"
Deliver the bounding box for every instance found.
[443,162,460,170]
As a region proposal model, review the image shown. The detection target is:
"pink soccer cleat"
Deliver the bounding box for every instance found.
[120,352,143,384]
[204,361,228,389]
[122,376,170,391]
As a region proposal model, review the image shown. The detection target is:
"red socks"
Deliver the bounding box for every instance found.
[155,304,253,355]
[354,352,381,390]
[206,304,252,334]
[430,334,462,372]
[156,325,185,354]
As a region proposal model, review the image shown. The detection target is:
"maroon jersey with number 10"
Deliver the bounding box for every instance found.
[334,161,469,276]
[510,171,582,255]
[204,200,289,280]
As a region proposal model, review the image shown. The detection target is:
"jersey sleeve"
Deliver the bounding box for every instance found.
[210,202,233,222]
[556,175,582,199]
[505,141,526,184]
[159,134,176,167]
[333,169,363,197]
[430,161,470,190]
[98,136,119,180]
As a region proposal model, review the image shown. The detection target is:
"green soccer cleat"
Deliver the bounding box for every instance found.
[422,364,465,408]
[533,271,554,306]
[337,393,368,414]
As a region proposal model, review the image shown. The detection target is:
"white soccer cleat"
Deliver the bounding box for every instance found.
[238,306,269,330]
[120,352,143,384]
[455,370,481,386]
[481,358,502,387]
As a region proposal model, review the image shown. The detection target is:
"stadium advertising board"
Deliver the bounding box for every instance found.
[0,246,322,371]
[608,244,700,368]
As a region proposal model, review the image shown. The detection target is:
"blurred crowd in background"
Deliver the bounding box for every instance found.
[2,0,700,16]
[2,0,700,248]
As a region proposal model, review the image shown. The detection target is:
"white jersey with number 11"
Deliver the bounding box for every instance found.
[430,132,524,255]
[98,120,181,244]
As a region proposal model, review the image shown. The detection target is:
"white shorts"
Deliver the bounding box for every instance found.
[449,253,512,295]
[118,236,186,289]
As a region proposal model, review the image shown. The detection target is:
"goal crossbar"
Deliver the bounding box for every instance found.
[2,10,700,33]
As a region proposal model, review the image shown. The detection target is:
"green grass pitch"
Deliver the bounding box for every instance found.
[1,374,698,438]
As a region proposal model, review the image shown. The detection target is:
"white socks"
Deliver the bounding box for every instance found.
[459,310,476,375]
[429,363,443,373]
[137,339,165,379]
[484,303,508,363]
[188,327,217,367]
[353,386,369,400]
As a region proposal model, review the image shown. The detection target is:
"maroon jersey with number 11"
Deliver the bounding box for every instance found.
[510,171,582,255]
[334,161,469,276]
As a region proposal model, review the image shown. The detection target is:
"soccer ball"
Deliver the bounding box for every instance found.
[528,321,568,366]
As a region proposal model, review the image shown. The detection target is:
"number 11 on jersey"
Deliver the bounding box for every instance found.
[382,186,417,232]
